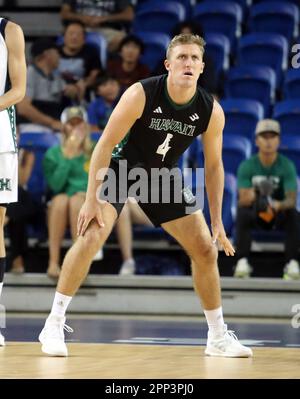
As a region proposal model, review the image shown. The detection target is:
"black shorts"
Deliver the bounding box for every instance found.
[99,159,201,227]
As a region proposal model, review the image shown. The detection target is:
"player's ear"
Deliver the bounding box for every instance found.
[200,62,205,74]
[164,59,170,71]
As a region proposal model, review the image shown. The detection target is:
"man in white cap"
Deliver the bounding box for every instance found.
[234,119,300,279]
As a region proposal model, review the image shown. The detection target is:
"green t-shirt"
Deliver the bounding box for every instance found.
[237,153,297,201]
[43,146,91,197]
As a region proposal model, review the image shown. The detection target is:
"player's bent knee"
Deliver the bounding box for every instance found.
[79,227,105,255]
[190,241,218,263]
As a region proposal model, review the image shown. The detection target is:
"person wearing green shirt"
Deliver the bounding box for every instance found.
[43,106,95,278]
[234,119,300,280]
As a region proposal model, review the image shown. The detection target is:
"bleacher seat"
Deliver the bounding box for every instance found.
[193,1,242,49]
[249,2,299,42]
[85,32,107,68]
[19,132,60,150]
[280,135,300,175]
[181,143,237,235]
[253,0,300,5]
[283,69,300,99]
[205,33,230,86]
[17,0,61,5]
[19,132,60,203]
[136,0,193,19]
[133,2,186,35]
[3,12,61,36]
[203,173,237,236]
[90,132,101,142]
[273,99,300,136]
[221,98,264,141]
[237,33,288,88]
[134,32,170,73]
[210,0,251,19]
[225,66,276,116]
[177,139,200,194]
[193,133,251,175]
[222,134,252,175]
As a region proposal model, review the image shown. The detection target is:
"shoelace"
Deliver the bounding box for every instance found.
[63,324,74,333]
[224,330,239,343]
[46,323,74,339]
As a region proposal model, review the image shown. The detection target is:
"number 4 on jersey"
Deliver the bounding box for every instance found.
[156,133,173,161]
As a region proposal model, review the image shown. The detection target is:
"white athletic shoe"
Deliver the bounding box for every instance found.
[39,315,73,357]
[283,259,300,280]
[234,258,252,278]
[119,258,135,275]
[205,324,253,358]
[0,331,5,346]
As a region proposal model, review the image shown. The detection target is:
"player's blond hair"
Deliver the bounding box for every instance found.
[166,34,206,59]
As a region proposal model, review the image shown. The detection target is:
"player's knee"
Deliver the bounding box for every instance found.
[80,226,104,255]
[191,240,218,263]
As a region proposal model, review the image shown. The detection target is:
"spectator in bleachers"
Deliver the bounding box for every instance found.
[154,20,218,96]
[234,119,300,279]
[87,75,121,131]
[107,35,151,92]
[60,0,134,53]
[5,136,45,274]
[17,38,79,133]
[58,21,103,103]
[42,106,95,278]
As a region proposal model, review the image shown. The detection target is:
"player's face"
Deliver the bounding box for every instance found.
[164,44,204,88]
[256,132,280,154]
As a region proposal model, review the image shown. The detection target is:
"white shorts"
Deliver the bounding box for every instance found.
[0,152,18,204]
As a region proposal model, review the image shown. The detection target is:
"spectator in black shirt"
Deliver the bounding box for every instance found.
[58,21,103,102]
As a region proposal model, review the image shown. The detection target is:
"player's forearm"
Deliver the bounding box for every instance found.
[205,161,224,223]
[85,140,113,203]
[0,88,25,111]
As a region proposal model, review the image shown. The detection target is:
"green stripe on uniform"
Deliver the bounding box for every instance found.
[6,105,17,152]
[112,131,130,159]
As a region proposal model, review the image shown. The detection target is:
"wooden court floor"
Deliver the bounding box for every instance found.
[0,342,299,379]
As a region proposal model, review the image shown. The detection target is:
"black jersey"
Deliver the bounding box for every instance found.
[112,74,214,170]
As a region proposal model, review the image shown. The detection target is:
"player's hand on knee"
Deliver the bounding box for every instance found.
[211,222,235,257]
[77,200,105,236]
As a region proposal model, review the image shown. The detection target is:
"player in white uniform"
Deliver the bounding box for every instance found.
[0,17,26,346]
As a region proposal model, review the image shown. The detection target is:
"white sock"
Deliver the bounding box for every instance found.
[0,282,3,299]
[204,306,225,336]
[49,292,72,318]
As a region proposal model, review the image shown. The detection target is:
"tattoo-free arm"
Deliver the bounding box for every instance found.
[201,100,225,224]
[0,22,26,111]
